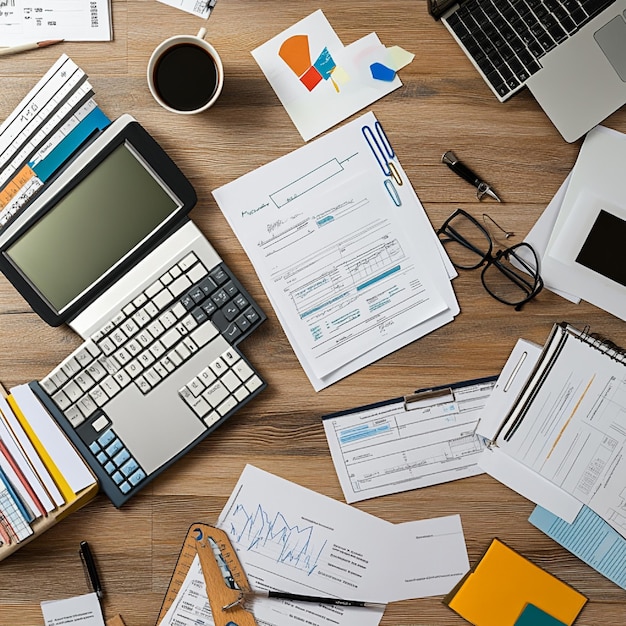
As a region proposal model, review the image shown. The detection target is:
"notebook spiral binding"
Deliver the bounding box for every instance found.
[576,323,626,364]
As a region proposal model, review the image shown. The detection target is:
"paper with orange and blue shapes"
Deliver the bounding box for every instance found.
[252,10,404,141]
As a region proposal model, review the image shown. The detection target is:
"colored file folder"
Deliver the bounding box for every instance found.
[443,538,587,626]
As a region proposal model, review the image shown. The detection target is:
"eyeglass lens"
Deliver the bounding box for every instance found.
[482,245,540,306]
[441,211,491,270]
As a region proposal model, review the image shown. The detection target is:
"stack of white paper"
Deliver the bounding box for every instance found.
[212,111,459,390]
[525,126,626,318]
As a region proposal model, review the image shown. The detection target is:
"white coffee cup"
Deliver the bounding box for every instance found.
[147,28,224,115]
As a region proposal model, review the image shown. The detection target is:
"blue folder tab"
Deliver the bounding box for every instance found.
[515,603,567,625]
[529,505,626,591]
[32,107,111,182]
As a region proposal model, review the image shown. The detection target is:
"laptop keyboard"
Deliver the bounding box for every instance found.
[37,252,266,504]
[445,0,616,99]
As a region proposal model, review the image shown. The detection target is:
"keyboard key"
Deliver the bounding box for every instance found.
[161,327,182,349]
[66,405,85,428]
[188,377,204,397]
[41,376,58,395]
[217,395,238,416]
[203,380,229,408]
[222,370,241,392]
[186,394,211,417]
[199,366,216,386]
[234,360,254,382]
[97,429,116,447]
[78,395,98,418]
[153,288,174,310]
[101,376,121,397]
[63,380,83,403]
[145,279,164,299]
[113,448,131,466]
[191,321,218,347]
[210,267,229,285]
[170,274,192,297]
[74,345,95,368]
[106,438,123,457]
[121,458,140,477]
[210,357,227,377]
[61,357,82,378]
[113,369,132,387]
[178,252,198,271]
[89,386,108,407]
[188,263,207,284]
[128,469,146,486]
[246,375,263,393]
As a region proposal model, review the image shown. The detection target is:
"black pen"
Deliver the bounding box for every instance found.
[223,589,386,610]
[79,541,104,599]
[442,150,501,202]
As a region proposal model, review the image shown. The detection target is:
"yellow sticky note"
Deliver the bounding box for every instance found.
[444,538,587,626]
[386,45,415,71]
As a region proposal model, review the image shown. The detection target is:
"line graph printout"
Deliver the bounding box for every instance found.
[323,378,497,503]
[213,111,457,390]
[216,465,469,626]
[218,465,389,626]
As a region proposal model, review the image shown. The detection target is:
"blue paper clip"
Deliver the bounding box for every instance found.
[362,121,404,206]
[362,121,396,177]
[384,179,402,206]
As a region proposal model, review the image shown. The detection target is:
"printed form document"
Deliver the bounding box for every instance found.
[213,111,458,390]
[0,2,112,45]
[323,377,497,503]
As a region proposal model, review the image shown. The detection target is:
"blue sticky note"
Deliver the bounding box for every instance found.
[370,62,396,82]
[515,603,567,625]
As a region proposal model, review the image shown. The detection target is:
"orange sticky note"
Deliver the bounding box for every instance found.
[444,538,587,626]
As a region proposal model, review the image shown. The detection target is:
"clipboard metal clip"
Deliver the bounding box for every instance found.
[403,387,455,411]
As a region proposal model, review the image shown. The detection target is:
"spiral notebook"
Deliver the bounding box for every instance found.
[493,322,626,540]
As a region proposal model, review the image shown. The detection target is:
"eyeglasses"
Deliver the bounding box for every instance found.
[437,209,543,311]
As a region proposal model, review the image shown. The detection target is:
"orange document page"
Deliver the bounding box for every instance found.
[444,538,587,626]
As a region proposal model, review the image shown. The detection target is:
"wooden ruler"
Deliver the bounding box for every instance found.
[156,522,257,626]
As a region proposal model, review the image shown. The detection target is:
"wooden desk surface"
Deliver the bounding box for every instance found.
[1,1,625,624]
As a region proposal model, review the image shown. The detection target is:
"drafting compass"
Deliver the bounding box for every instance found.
[157,523,257,626]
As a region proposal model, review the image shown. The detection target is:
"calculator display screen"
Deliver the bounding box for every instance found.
[6,142,181,312]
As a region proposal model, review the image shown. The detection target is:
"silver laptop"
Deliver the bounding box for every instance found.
[428,0,626,142]
[0,115,266,506]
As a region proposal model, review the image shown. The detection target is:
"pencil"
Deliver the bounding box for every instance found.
[0,39,64,58]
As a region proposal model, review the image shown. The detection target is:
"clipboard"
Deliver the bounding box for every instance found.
[322,376,498,503]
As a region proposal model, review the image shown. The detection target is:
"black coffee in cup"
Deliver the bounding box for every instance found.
[152,43,219,112]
